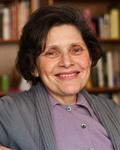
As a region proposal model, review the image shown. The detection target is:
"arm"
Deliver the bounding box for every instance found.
[0,96,13,147]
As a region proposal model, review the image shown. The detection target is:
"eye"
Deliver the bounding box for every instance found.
[46,52,55,55]
[73,47,83,53]
[45,50,56,55]
[71,46,85,55]
[74,48,81,52]
[44,49,59,58]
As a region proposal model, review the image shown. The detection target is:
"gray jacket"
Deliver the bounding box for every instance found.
[0,82,120,150]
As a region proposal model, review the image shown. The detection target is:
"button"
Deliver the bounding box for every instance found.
[81,123,86,128]
[66,106,72,112]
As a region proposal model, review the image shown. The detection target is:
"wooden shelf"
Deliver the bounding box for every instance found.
[0,39,19,43]
[85,87,120,93]
[0,0,15,1]
[54,0,119,2]
[0,89,21,97]
[97,38,120,42]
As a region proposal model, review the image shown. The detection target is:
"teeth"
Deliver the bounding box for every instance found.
[59,73,77,77]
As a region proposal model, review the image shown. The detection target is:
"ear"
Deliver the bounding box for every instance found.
[31,68,39,77]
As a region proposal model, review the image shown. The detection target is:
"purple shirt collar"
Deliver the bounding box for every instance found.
[49,92,95,118]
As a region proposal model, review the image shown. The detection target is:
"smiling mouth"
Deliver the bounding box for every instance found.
[56,72,79,77]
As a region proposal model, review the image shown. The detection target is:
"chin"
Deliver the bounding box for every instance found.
[63,86,81,96]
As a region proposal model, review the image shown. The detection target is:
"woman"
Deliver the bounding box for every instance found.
[0,4,120,150]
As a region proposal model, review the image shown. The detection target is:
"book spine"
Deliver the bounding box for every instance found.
[91,66,98,87]
[17,1,30,38]
[102,53,108,87]
[97,57,104,87]
[106,51,114,87]
[103,13,110,38]
[17,2,21,38]
[86,75,92,88]
[98,16,104,38]
[0,8,3,39]
[112,52,117,86]
[118,51,120,86]
[11,5,17,39]
[3,7,11,39]
[110,8,119,38]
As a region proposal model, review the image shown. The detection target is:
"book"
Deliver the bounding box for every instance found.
[112,51,118,86]
[11,4,18,39]
[18,1,30,38]
[117,51,120,86]
[110,8,120,38]
[103,13,110,38]
[97,57,104,87]
[102,53,108,87]
[106,51,114,87]
[86,75,92,88]
[112,93,120,105]
[98,16,104,38]
[2,7,11,39]
[31,0,40,12]
[91,65,98,87]
[114,51,120,87]
[92,18,99,37]
[82,8,95,32]
[0,7,3,39]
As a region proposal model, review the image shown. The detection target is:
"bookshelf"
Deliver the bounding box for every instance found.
[85,87,120,94]
[0,39,19,43]
[0,0,120,98]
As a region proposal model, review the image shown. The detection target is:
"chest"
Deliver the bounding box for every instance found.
[51,104,114,150]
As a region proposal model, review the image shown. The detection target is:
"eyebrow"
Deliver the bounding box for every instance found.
[46,42,86,48]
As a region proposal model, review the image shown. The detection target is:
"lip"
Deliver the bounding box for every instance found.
[55,71,79,80]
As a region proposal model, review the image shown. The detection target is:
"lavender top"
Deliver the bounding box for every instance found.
[49,93,114,150]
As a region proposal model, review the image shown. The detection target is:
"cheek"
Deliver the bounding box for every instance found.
[37,59,56,76]
[78,55,92,69]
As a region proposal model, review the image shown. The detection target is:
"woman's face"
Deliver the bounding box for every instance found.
[35,25,92,101]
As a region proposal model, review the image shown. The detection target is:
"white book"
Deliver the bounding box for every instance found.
[31,0,40,12]
[112,93,120,105]
[3,7,11,39]
[19,77,31,91]
[103,13,110,38]
[98,16,104,38]
[106,51,114,87]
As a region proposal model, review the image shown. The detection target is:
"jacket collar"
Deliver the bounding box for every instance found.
[33,81,57,150]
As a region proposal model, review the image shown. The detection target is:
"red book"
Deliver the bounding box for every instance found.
[11,4,18,39]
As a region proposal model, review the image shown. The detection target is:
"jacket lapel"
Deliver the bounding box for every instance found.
[80,89,120,150]
[33,82,57,150]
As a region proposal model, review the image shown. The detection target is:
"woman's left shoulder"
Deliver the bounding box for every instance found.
[94,94,120,112]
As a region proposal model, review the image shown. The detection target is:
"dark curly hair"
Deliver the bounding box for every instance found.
[16,4,102,85]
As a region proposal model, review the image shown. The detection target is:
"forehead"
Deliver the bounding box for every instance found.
[46,24,84,46]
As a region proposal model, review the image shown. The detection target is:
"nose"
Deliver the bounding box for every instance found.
[59,53,74,68]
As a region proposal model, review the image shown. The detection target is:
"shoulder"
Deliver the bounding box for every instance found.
[0,88,35,126]
[0,89,32,108]
[0,88,37,147]
[93,94,120,114]
[81,89,120,116]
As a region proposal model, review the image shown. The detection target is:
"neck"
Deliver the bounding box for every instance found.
[49,93,77,106]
